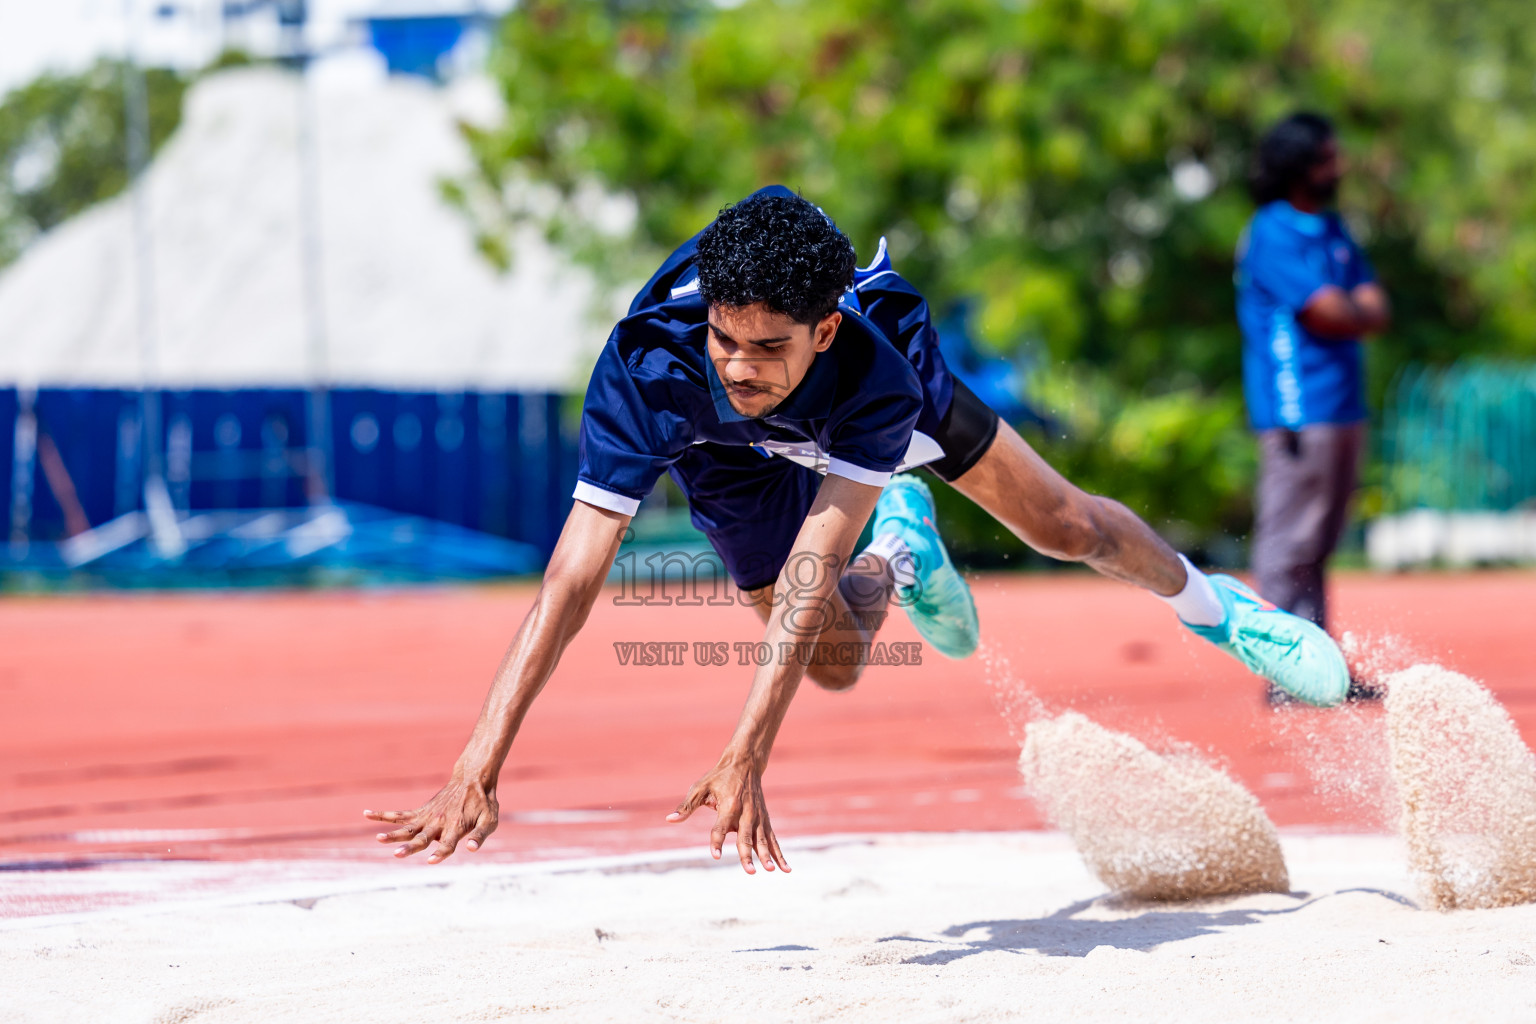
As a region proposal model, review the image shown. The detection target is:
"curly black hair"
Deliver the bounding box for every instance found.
[695,190,856,325]
[1248,112,1335,205]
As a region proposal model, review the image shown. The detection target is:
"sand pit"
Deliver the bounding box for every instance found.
[1021,712,1288,900]
[1386,664,1536,910]
[5,834,1536,1023]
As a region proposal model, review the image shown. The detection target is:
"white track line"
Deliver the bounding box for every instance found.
[0,832,905,933]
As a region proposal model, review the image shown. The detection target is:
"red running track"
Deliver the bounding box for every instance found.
[2,572,1533,880]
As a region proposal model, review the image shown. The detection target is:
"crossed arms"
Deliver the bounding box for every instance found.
[365,472,882,873]
[1299,282,1391,339]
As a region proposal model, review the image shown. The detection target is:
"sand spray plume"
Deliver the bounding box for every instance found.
[981,644,1288,899]
[1272,701,1396,829]
[1020,712,1288,900]
[1264,631,1435,831]
[1385,664,1536,910]
[1341,630,1429,690]
[976,643,1047,740]
[1264,626,1421,832]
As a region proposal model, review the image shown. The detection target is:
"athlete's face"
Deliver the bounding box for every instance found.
[706,303,840,419]
[1304,136,1344,205]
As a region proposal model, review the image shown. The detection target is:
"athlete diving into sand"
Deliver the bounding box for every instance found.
[365,188,1351,874]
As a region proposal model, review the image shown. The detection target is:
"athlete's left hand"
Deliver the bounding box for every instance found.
[667,755,790,875]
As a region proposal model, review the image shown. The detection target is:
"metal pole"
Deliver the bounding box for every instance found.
[123,0,186,558]
[8,388,36,558]
[283,0,335,506]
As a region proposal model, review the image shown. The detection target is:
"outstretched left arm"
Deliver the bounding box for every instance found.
[667,472,882,874]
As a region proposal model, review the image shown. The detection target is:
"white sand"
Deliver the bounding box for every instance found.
[6,832,1536,1023]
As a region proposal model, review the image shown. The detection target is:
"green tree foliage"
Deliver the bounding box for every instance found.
[0,61,187,268]
[460,0,1536,555]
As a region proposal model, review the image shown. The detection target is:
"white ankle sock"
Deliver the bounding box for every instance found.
[1158,554,1225,627]
[861,532,916,588]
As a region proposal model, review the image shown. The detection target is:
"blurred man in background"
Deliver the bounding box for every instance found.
[1237,112,1391,694]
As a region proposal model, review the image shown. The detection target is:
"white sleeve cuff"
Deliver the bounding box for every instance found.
[826,458,893,488]
[573,481,641,517]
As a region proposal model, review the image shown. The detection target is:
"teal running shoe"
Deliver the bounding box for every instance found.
[1182,574,1349,707]
[870,474,979,659]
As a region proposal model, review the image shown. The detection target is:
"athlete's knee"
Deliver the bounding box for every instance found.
[1033,494,1118,564]
[804,642,867,691]
[808,661,861,692]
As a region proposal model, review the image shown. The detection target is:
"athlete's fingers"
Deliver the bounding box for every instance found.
[767,826,792,874]
[667,782,709,822]
[709,805,735,862]
[375,823,423,844]
[394,827,438,858]
[464,812,496,852]
[735,820,757,875]
[427,824,465,864]
[364,809,411,823]
[754,823,775,872]
[733,807,758,875]
[666,786,699,822]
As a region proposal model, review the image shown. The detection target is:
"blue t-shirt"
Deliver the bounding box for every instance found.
[1235,201,1374,430]
[573,186,946,517]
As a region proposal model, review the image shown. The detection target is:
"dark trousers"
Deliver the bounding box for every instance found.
[1251,423,1364,630]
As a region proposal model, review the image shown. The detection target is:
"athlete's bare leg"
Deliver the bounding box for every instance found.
[742,421,1187,690]
[949,421,1186,596]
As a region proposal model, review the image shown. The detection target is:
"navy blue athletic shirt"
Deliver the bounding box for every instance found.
[574,186,953,517]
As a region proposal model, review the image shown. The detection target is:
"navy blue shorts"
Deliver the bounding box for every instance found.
[670,379,999,592]
[668,442,821,592]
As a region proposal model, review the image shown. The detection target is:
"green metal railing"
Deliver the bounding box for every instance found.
[1381,360,1536,513]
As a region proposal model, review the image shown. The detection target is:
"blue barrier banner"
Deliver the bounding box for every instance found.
[5,387,578,559]
[0,388,15,543]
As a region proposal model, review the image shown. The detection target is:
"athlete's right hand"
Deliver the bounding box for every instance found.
[364,771,498,864]
[667,754,790,875]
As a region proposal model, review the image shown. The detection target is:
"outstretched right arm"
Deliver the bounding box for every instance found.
[364,499,631,863]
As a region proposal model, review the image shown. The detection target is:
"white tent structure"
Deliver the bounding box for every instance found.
[0,64,622,576]
[0,64,613,391]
